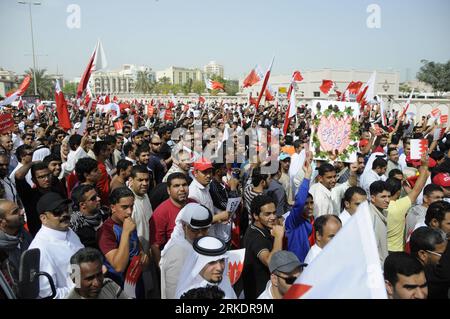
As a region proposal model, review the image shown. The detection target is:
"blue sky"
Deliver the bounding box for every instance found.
[1,0,449,81]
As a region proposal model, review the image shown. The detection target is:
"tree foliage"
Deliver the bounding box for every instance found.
[24,68,54,99]
[416,59,450,95]
[134,70,154,94]
[63,82,78,96]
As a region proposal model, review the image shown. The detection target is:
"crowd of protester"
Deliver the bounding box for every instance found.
[0,97,449,299]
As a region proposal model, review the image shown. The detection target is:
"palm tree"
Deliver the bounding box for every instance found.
[24,68,54,99]
[134,70,154,94]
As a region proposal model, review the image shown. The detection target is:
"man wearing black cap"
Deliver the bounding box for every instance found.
[258,250,305,299]
[28,192,84,299]
[15,161,67,236]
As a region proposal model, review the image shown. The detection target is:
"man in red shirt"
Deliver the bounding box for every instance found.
[93,141,112,206]
[150,172,194,265]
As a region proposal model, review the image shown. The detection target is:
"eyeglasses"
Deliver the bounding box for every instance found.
[274,273,298,285]
[151,142,162,146]
[425,250,442,258]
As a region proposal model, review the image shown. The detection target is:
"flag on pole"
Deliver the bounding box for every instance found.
[265,84,275,101]
[292,71,304,82]
[55,79,72,131]
[0,75,32,107]
[357,71,377,109]
[287,70,304,99]
[205,78,225,91]
[346,81,363,95]
[284,201,387,299]
[283,84,297,135]
[248,92,258,106]
[319,80,335,95]
[400,89,414,119]
[253,56,275,111]
[76,40,108,98]
[379,97,387,127]
[243,68,262,88]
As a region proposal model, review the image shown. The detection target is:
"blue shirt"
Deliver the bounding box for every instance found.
[285,178,313,263]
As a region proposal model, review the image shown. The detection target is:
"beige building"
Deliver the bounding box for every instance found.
[240,69,400,99]
[0,68,19,97]
[156,66,204,85]
[204,61,224,78]
[89,64,154,94]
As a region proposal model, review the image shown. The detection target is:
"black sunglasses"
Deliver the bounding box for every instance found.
[274,273,298,285]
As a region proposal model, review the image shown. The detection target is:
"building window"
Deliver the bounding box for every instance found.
[313,91,320,97]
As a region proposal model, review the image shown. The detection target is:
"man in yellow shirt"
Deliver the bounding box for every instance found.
[387,157,429,253]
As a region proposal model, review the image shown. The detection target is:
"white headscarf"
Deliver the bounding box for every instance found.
[160,203,211,260]
[175,237,237,299]
[361,152,386,177]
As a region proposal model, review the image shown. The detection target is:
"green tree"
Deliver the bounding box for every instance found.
[191,81,205,95]
[134,70,154,94]
[63,82,78,96]
[417,59,450,95]
[24,68,54,99]
[225,79,239,96]
[172,84,183,94]
[154,76,173,95]
[182,78,193,95]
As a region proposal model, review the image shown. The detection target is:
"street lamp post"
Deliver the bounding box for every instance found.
[18,1,41,96]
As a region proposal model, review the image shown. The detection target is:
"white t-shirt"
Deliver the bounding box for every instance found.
[304,244,322,265]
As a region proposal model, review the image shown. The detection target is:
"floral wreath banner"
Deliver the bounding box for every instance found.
[310,100,360,163]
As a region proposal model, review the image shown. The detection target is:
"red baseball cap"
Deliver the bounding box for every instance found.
[193,157,213,171]
[359,139,369,148]
[432,173,450,188]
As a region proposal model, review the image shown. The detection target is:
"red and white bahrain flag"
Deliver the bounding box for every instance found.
[283,70,304,135]
[265,84,275,101]
[283,84,297,135]
[319,79,335,95]
[253,56,275,111]
[0,75,31,107]
[242,67,262,88]
[55,79,72,131]
[227,249,245,286]
[284,201,387,299]
[205,78,225,91]
[399,89,414,119]
[410,139,428,160]
[77,40,108,98]
[357,71,377,109]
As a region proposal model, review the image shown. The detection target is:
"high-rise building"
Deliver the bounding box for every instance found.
[204,61,224,78]
[156,66,204,85]
[89,64,154,94]
[0,68,19,97]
